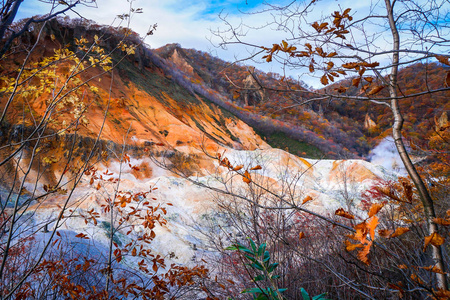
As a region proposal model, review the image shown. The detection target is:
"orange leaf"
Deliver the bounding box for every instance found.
[390,227,410,238]
[250,165,262,171]
[302,195,313,204]
[299,232,305,239]
[233,165,243,171]
[335,208,355,219]
[422,265,445,274]
[242,170,252,184]
[364,76,373,83]
[398,264,407,269]
[357,241,372,265]
[344,240,363,251]
[132,248,137,256]
[423,232,445,251]
[367,216,378,241]
[368,203,385,218]
[152,262,158,272]
[433,218,450,226]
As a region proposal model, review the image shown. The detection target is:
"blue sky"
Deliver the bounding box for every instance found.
[15,0,449,88]
[15,0,283,78]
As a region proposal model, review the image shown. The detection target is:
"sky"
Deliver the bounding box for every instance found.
[15,0,450,88]
[15,0,319,83]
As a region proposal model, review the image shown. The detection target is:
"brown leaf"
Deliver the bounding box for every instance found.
[364,76,373,83]
[327,52,337,58]
[378,229,393,238]
[335,208,355,219]
[299,232,305,239]
[367,85,385,95]
[435,55,450,66]
[250,165,262,171]
[358,67,366,76]
[320,74,329,85]
[390,227,410,238]
[368,203,385,218]
[326,61,334,70]
[446,71,450,87]
[352,77,361,87]
[423,232,445,251]
[302,195,313,204]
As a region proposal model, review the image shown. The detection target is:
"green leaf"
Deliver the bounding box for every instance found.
[244,254,257,262]
[312,293,330,300]
[237,245,254,255]
[242,287,264,294]
[251,261,265,271]
[263,250,270,262]
[249,238,257,252]
[267,262,279,273]
[254,274,265,282]
[271,275,280,279]
[301,288,311,300]
[225,246,238,251]
[257,243,266,256]
[278,288,288,293]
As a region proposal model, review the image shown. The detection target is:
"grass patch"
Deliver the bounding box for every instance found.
[257,131,323,159]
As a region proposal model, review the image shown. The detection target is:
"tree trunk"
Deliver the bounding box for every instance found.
[385,0,448,290]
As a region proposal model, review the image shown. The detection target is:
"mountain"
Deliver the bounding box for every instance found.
[1,17,448,298]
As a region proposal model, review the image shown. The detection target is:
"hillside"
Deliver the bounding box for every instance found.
[1,16,448,299]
